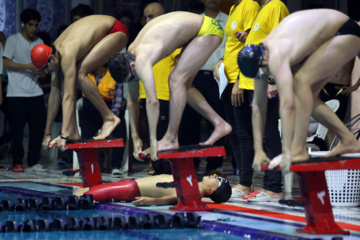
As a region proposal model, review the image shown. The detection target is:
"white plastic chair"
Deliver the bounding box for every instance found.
[307,99,340,141]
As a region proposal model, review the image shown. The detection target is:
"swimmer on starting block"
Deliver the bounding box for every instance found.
[237,9,360,172]
[30,15,129,151]
[108,11,232,160]
[75,171,232,205]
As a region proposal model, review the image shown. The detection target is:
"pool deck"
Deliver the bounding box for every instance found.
[0,148,359,240]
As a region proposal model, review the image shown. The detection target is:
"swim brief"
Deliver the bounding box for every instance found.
[336,18,360,37]
[197,15,224,40]
[108,19,129,39]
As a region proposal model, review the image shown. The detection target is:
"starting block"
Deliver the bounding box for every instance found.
[263,156,360,235]
[55,138,124,187]
[141,145,226,211]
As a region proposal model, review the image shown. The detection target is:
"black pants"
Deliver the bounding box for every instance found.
[140,99,172,175]
[79,99,126,169]
[8,96,46,167]
[222,85,254,187]
[222,86,282,192]
[179,70,225,172]
[262,97,282,193]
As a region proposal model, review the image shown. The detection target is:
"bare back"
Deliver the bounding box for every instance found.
[136,174,176,198]
[265,9,349,65]
[54,15,116,62]
[129,12,204,63]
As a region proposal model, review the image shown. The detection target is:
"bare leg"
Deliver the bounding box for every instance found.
[291,78,314,162]
[78,79,120,139]
[158,35,226,152]
[69,95,81,141]
[157,69,187,152]
[292,35,360,162]
[312,98,360,157]
[186,87,232,145]
[77,32,127,139]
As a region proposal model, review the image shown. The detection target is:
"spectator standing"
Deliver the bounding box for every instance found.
[240,0,289,201]
[3,8,46,172]
[213,0,259,196]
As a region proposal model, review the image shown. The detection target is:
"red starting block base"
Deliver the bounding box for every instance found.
[56,138,124,187]
[295,170,349,235]
[263,156,360,235]
[142,145,226,211]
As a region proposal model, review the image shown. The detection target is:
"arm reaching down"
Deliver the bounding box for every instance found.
[127,81,144,160]
[270,58,295,173]
[44,71,62,147]
[54,53,77,151]
[252,74,271,171]
[135,56,159,160]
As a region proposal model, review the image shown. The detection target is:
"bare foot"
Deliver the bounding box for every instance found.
[142,147,151,156]
[157,136,179,152]
[69,132,81,142]
[291,150,309,163]
[49,135,67,151]
[49,132,81,151]
[94,115,120,140]
[199,121,232,145]
[325,140,360,158]
[141,146,159,161]
[74,187,89,197]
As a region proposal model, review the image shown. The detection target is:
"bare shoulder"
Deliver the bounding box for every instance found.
[160,11,202,20]
[57,15,115,41]
[76,15,115,25]
[147,11,203,29]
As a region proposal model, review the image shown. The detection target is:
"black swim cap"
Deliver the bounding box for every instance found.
[209,179,232,203]
[237,44,264,78]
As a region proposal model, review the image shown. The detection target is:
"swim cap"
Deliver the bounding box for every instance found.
[31,44,52,69]
[237,44,264,78]
[209,179,232,203]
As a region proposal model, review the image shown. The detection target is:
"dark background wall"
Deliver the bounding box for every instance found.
[0,0,351,42]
